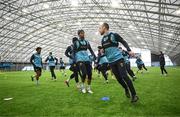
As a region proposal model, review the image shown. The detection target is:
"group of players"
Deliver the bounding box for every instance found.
[30,23,168,103]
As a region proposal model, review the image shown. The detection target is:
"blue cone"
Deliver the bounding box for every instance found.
[101,97,110,101]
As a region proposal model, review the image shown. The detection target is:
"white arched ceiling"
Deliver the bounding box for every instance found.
[0,0,180,62]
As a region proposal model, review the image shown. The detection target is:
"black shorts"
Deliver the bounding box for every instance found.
[137,65,142,70]
[160,64,165,67]
[99,63,108,71]
[96,64,101,71]
[77,61,92,76]
[110,59,127,78]
[60,66,65,69]
[34,67,42,72]
[69,63,78,71]
[49,66,55,70]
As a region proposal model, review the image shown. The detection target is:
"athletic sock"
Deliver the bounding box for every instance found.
[35,79,39,85]
[87,85,91,90]
[66,78,70,82]
[76,82,80,88]
[81,83,85,89]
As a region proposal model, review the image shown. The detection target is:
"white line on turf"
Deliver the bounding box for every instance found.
[3,97,13,101]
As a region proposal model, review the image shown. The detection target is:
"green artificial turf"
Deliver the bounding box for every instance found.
[0,67,180,117]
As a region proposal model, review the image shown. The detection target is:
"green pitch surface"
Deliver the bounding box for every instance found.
[0,67,180,117]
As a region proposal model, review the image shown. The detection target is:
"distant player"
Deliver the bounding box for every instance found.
[59,58,66,77]
[97,46,109,83]
[159,51,168,76]
[73,30,96,94]
[64,37,80,88]
[30,47,43,85]
[136,56,148,73]
[120,47,137,81]
[99,23,138,103]
[45,52,58,81]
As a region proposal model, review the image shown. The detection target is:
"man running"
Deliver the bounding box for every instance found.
[59,58,66,77]
[73,30,96,94]
[135,56,148,73]
[64,37,80,88]
[159,51,168,76]
[45,52,58,81]
[30,47,43,85]
[99,23,138,103]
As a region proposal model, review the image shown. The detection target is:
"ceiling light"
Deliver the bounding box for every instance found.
[137,36,142,39]
[165,43,169,45]
[58,24,63,27]
[22,8,28,13]
[141,42,145,45]
[175,8,180,15]
[42,28,46,31]
[128,25,134,29]
[71,0,78,7]
[4,16,11,20]
[144,46,147,48]
[77,21,81,26]
[111,0,119,8]
[43,4,50,9]
[167,33,173,36]
[128,25,136,30]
